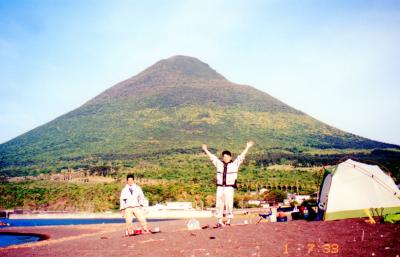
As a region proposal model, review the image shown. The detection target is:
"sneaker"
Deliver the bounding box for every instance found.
[201,225,210,229]
[213,223,224,229]
[125,229,134,236]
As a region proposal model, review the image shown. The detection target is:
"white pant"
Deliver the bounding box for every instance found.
[215,186,234,219]
[124,207,147,230]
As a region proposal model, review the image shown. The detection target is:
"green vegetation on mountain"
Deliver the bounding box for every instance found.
[1,56,396,177]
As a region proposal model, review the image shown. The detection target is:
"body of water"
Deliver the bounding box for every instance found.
[0,217,173,248]
[0,218,126,227]
[0,232,43,248]
[0,217,172,227]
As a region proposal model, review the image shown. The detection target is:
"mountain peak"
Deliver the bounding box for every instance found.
[85,55,227,105]
[84,55,303,112]
[144,55,226,80]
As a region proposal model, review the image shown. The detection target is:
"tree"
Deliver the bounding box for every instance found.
[205,194,215,207]
[263,189,287,205]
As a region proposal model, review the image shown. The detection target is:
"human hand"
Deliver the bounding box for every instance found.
[121,209,125,217]
[247,141,254,148]
[202,144,208,152]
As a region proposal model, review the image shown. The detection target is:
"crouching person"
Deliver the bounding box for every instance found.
[120,174,149,236]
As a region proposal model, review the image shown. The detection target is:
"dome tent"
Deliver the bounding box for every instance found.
[317,159,400,221]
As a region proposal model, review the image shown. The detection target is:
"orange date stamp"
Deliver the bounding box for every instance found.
[283,242,340,255]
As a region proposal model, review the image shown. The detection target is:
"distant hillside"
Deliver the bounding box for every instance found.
[0,55,398,176]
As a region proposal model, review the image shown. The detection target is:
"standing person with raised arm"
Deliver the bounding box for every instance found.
[202,141,254,228]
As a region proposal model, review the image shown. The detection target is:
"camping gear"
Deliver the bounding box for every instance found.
[277,212,287,222]
[276,216,287,222]
[256,207,273,224]
[277,206,294,212]
[291,205,300,220]
[300,206,308,219]
[317,159,400,221]
[256,212,272,224]
[129,228,160,236]
[301,202,317,221]
[291,212,301,220]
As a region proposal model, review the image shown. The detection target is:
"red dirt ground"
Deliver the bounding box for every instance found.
[0,218,399,257]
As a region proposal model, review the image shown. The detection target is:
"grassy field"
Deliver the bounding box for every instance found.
[1,148,399,212]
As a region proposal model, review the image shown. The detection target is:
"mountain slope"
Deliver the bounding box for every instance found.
[0,56,397,176]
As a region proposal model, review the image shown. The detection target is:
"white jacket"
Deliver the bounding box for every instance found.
[120,184,146,210]
[209,153,245,186]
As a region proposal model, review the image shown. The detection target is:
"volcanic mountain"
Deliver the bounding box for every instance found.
[0,56,397,175]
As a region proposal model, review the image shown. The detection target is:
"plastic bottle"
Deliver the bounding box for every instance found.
[304,207,309,219]
[187,219,200,230]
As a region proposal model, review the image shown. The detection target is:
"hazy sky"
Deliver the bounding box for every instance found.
[1,0,399,145]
